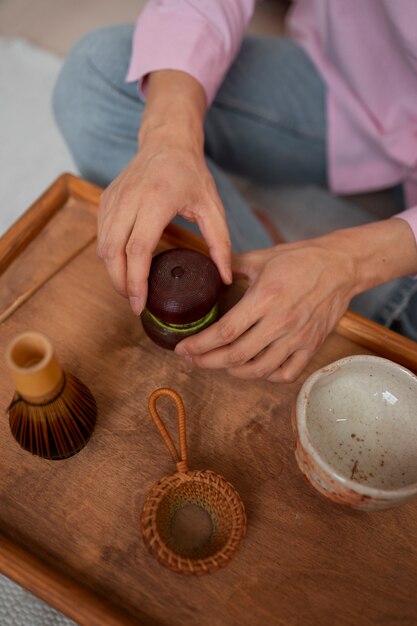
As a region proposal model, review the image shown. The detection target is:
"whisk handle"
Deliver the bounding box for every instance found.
[148,388,188,472]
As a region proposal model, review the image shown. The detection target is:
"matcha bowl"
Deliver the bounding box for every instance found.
[292,355,417,511]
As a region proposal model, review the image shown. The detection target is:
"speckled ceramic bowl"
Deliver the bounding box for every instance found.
[292,355,417,511]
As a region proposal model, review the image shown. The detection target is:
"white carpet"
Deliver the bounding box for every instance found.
[0,37,76,235]
[0,574,77,626]
[0,36,77,626]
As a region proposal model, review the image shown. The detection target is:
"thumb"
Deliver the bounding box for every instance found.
[233,246,280,282]
[232,252,259,282]
[232,252,250,276]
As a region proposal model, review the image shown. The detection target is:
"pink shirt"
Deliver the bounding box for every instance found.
[126,0,417,242]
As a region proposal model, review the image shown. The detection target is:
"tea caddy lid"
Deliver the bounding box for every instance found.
[146,248,221,325]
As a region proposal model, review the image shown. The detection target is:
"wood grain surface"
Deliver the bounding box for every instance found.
[1,175,417,626]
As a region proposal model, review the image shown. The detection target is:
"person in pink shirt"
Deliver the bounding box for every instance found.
[53,0,417,382]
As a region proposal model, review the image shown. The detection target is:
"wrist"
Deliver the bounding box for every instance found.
[139,70,206,153]
[317,219,417,297]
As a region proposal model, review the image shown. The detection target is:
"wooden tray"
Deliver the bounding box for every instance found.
[1,174,417,626]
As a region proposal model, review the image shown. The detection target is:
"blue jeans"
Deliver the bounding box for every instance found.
[52,24,417,340]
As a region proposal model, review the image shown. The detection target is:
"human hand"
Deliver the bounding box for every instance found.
[96,70,232,314]
[175,239,357,383]
[97,145,232,313]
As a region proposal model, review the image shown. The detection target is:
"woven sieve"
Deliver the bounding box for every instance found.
[140,388,246,576]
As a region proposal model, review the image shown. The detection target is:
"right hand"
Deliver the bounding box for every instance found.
[97,71,232,315]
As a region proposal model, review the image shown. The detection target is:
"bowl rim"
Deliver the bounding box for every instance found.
[296,354,417,499]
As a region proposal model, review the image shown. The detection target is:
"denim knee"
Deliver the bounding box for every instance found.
[52,25,136,184]
[53,29,102,142]
[53,29,105,177]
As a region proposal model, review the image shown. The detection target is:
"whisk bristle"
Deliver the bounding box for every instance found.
[8,372,97,460]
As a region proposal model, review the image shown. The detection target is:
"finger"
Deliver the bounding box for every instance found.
[227,336,291,380]
[190,319,277,370]
[125,205,172,314]
[196,202,233,285]
[97,198,117,246]
[101,246,128,297]
[97,189,112,237]
[97,173,139,245]
[267,349,312,384]
[175,289,258,356]
[97,211,137,298]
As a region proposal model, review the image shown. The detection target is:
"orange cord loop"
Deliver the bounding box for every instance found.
[148,388,188,473]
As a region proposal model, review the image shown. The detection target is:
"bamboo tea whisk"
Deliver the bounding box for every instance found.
[5,331,97,460]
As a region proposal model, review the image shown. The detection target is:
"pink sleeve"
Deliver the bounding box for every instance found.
[126,0,256,105]
[394,206,417,247]
[393,207,417,278]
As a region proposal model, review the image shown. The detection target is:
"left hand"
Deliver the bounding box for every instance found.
[175,239,357,382]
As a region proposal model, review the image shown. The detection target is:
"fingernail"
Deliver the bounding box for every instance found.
[182,354,193,365]
[176,346,188,356]
[129,296,144,315]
